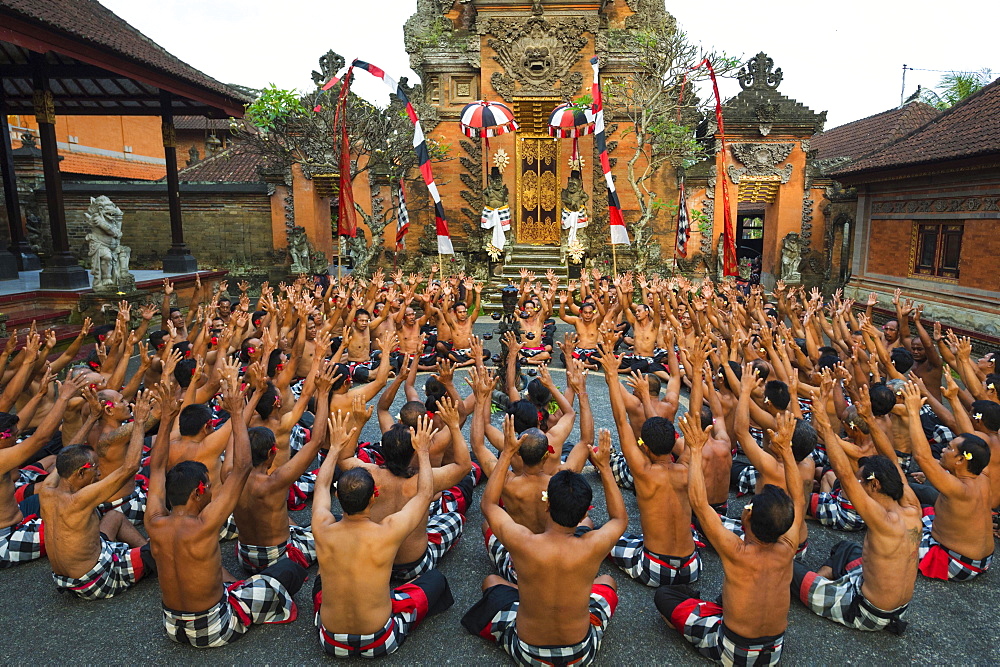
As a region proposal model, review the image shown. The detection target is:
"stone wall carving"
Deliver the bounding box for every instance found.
[727,143,794,184]
[871,195,1000,215]
[699,165,717,256]
[458,139,486,250]
[480,15,596,101]
[737,52,783,91]
[801,194,814,244]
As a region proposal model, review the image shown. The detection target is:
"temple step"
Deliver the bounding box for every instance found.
[480,244,572,315]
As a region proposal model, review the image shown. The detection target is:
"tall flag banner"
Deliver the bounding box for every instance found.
[675,176,689,258]
[353,59,454,254]
[395,178,410,251]
[590,56,629,245]
[334,66,357,238]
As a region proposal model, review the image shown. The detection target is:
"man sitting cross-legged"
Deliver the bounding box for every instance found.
[598,345,700,588]
[900,381,994,581]
[39,386,156,599]
[462,421,627,666]
[337,394,472,583]
[233,360,336,573]
[794,386,921,634]
[311,414,454,657]
[658,412,803,666]
[147,373,306,648]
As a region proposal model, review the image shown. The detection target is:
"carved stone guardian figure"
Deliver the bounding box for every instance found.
[780,232,804,283]
[481,163,512,259]
[84,196,133,292]
[287,226,312,274]
[560,169,589,261]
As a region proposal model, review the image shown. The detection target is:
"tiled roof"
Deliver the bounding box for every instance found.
[811,101,939,161]
[176,149,263,183]
[0,0,247,113]
[833,77,1000,177]
[174,116,233,131]
[59,152,166,180]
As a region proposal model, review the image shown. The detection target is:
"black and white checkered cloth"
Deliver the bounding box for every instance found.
[96,485,147,526]
[608,533,701,587]
[289,423,310,453]
[485,529,518,583]
[809,489,866,532]
[391,512,464,583]
[237,524,316,573]
[737,465,758,496]
[290,377,306,400]
[918,512,993,581]
[462,583,617,666]
[795,557,909,633]
[0,514,44,568]
[669,597,784,666]
[51,536,147,599]
[220,514,239,541]
[162,575,298,647]
[610,451,634,491]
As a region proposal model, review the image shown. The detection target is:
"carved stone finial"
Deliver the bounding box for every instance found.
[20,132,37,149]
[532,0,544,15]
[737,52,783,91]
[311,50,346,88]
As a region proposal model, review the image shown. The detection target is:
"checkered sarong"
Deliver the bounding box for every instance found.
[289,424,310,453]
[485,529,518,583]
[162,576,298,647]
[391,512,464,582]
[737,465,758,496]
[237,524,316,573]
[0,514,45,567]
[462,583,617,666]
[667,597,783,666]
[810,443,830,469]
[96,485,147,526]
[290,377,306,400]
[610,451,634,491]
[220,514,239,541]
[608,533,701,587]
[795,561,909,633]
[428,467,477,516]
[918,511,993,581]
[810,488,865,531]
[920,404,954,451]
[51,536,147,600]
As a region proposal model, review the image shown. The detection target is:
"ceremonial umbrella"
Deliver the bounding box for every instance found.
[459,99,518,182]
[547,102,595,163]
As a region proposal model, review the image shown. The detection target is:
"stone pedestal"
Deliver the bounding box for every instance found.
[162,247,198,273]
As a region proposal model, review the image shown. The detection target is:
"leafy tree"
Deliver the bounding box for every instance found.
[920,69,994,110]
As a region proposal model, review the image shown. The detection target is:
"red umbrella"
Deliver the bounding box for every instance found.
[547,102,595,164]
[460,100,518,141]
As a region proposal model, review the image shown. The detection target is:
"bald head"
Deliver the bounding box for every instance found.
[518,427,549,466]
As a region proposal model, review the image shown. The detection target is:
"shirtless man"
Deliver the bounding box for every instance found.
[147,374,306,647]
[462,423,626,665]
[396,294,438,371]
[599,348,700,588]
[343,307,390,377]
[337,395,471,582]
[439,281,482,367]
[901,382,994,581]
[39,390,155,599]
[558,293,604,369]
[234,362,334,573]
[0,376,85,567]
[795,391,920,634]
[616,275,665,375]
[311,414,454,657]
[659,413,803,665]
[517,298,551,365]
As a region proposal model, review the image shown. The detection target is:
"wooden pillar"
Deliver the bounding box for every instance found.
[159,90,197,273]
[31,54,89,290]
[0,86,25,278]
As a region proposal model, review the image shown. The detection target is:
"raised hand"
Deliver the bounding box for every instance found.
[350,393,373,426]
[435,358,455,384]
[329,410,359,453]
[437,395,460,430]
[768,411,796,457]
[132,388,155,424]
[163,278,174,296]
[678,412,709,453]
[625,370,649,400]
[900,381,925,415]
[589,428,612,468]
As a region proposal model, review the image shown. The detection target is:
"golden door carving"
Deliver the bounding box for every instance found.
[516,136,561,245]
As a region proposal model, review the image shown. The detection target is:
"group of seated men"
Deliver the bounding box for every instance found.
[0,268,996,665]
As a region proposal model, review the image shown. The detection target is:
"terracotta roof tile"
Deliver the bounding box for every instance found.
[59,152,166,180]
[176,149,263,183]
[811,101,939,161]
[1,0,246,104]
[833,77,1000,176]
[174,116,233,131]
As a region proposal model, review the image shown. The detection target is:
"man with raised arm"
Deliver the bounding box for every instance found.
[462,421,627,666]
[660,413,803,665]
[597,346,700,587]
[311,414,454,657]
[147,374,305,647]
[901,381,994,580]
[39,389,156,599]
[794,387,921,634]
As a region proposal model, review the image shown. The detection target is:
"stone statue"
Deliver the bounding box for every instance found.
[287,226,312,274]
[84,196,133,292]
[481,166,511,255]
[780,232,804,282]
[186,145,200,166]
[560,169,589,250]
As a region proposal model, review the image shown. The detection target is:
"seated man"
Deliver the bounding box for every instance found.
[598,349,699,588]
[312,415,454,657]
[337,395,472,582]
[234,361,334,572]
[901,382,993,581]
[147,375,306,647]
[659,413,803,665]
[794,388,920,634]
[38,390,156,599]
[462,422,627,666]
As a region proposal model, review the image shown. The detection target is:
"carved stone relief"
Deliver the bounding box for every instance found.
[738,52,783,91]
[727,143,794,184]
[801,194,814,244]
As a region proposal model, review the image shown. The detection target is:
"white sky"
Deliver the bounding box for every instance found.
[99,0,999,130]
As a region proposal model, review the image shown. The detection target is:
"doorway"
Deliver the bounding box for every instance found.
[736,212,764,266]
[515,135,561,245]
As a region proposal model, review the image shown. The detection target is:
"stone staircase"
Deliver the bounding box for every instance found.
[481,244,568,315]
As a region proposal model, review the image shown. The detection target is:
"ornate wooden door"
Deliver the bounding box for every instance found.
[516,136,560,245]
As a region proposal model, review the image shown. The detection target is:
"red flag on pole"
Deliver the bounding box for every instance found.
[335,68,357,238]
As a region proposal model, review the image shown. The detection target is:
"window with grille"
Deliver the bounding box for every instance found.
[912,222,962,279]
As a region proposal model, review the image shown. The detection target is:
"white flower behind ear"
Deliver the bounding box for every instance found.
[541,491,548,502]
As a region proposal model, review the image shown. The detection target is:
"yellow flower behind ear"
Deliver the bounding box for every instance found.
[637,438,645,447]
[867,472,876,480]
[964,451,973,461]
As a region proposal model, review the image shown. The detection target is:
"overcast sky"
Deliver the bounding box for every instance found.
[100,0,998,130]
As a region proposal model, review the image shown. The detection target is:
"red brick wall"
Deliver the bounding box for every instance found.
[959,219,1000,292]
[866,218,912,276]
